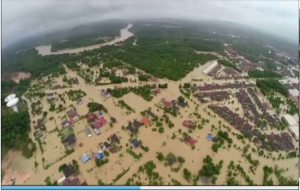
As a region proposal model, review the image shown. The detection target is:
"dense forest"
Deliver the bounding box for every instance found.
[248,70,282,78]
[256,79,289,97]
[50,21,127,51]
[2,111,35,158]
[51,35,108,52]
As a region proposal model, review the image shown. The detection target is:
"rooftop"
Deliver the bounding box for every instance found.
[62,165,75,178]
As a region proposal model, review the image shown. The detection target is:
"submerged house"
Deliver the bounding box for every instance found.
[182,120,195,129]
[67,108,79,121]
[84,127,92,137]
[61,120,70,128]
[131,139,140,148]
[64,134,76,146]
[80,154,91,163]
[109,134,120,144]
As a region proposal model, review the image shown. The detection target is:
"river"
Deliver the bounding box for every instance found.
[35,24,133,56]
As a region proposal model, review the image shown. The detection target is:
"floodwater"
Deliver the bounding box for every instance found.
[3,27,298,185]
[2,61,298,186]
[35,24,133,56]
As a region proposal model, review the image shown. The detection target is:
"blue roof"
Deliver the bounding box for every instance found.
[81,154,90,163]
[131,139,139,148]
[95,152,104,159]
[207,134,213,141]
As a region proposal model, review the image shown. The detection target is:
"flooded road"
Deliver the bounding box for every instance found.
[35,24,133,56]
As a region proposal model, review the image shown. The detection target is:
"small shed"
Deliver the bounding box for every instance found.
[84,127,92,137]
[94,151,104,159]
[131,139,140,148]
[80,154,91,163]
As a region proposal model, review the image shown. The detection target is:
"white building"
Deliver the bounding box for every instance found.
[283,114,299,140]
[203,60,218,75]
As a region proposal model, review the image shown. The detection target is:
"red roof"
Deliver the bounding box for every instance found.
[80,182,88,186]
[183,120,194,128]
[185,136,197,146]
[88,112,95,120]
[141,117,151,126]
[150,77,157,82]
[99,117,107,125]
[164,101,172,108]
[93,117,107,128]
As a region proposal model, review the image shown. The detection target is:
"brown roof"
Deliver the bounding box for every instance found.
[67,109,78,119]
[63,178,80,186]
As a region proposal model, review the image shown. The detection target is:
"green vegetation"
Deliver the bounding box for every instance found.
[118,100,134,112]
[127,149,141,159]
[286,99,299,115]
[98,179,105,186]
[126,161,164,185]
[95,158,109,167]
[87,102,108,113]
[267,94,284,110]
[218,59,241,72]
[50,21,127,51]
[138,74,151,81]
[66,89,86,101]
[108,84,156,101]
[263,165,274,185]
[198,155,223,185]
[1,169,5,183]
[45,176,58,186]
[212,130,232,152]
[248,70,282,78]
[1,111,35,158]
[256,79,289,97]
[156,152,165,161]
[112,167,130,183]
[51,35,109,52]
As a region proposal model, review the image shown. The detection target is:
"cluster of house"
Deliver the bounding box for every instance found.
[34,118,44,130]
[194,91,230,103]
[265,132,295,151]
[100,89,111,99]
[46,93,57,103]
[282,83,299,90]
[159,98,186,110]
[247,88,280,128]
[87,112,108,135]
[236,89,261,124]
[209,104,295,151]
[58,164,86,186]
[126,118,151,135]
[71,77,79,85]
[226,46,238,57]
[213,68,245,80]
[197,82,254,91]
[152,88,161,95]
[207,64,222,76]
[100,133,120,153]
[61,107,80,128]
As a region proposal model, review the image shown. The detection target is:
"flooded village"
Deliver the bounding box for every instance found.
[2,23,299,186]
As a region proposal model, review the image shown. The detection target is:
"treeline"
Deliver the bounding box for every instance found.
[218,59,241,72]
[51,34,108,52]
[103,37,218,81]
[50,21,127,51]
[248,70,282,78]
[1,79,31,104]
[256,79,289,97]
[2,111,35,158]
[2,48,68,78]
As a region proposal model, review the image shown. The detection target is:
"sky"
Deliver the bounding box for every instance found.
[2,0,298,47]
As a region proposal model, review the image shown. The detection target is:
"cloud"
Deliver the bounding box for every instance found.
[2,0,298,47]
